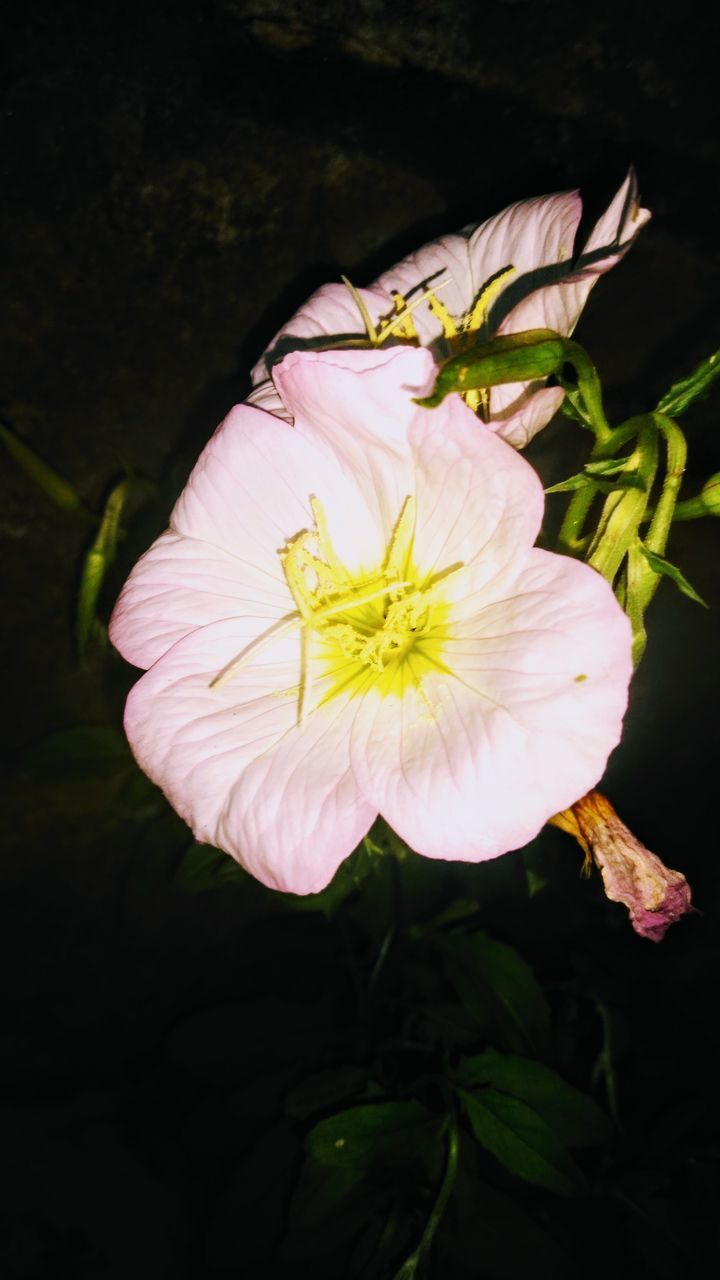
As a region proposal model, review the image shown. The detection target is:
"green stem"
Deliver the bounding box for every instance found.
[587,421,658,584]
[592,1002,620,1126]
[643,495,706,522]
[557,418,645,554]
[392,1115,460,1279]
[635,413,687,611]
[623,542,648,665]
[564,341,612,445]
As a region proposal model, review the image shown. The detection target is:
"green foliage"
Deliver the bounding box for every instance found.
[638,544,708,607]
[285,1066,368,1119]
[435,930,550,1055]
[0,420,95,521]
[454,1048,611,1147]
[656,348,720,416]
[545,469,645,495]
[306,1100,439,1173]
[170,840,248,891]
[17,725,133,781]
[457,1087,586,1196]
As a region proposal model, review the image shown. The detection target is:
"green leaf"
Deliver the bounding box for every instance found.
[0,420,95,521]
[656,348,720,416]
[454,1049,611,1147]
[525,868,548,898]
[278,836,383,917]
[285,1067,367,1120]
[584,455,634,476]
[76,479,129,659]
[16,725,133,781]
[638,544,708,607]
[285,1160,371,1242]
[436,931,550,1054]
[544,472,593,494]
[559,385,592,428]
[457,1087,586,1196]
[306,1101,438,1173]
[171,841,247,892]
[442,1148,571,1276]
[545,470,644,496]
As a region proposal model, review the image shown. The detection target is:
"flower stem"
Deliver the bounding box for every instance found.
[636,412,687,610]
[557,418,645,554]
[392,1114,460,1279]
[587,420,658,583]
[564,341,613,445]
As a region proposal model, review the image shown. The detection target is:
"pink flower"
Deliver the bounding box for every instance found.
[110,347,632,894]
[251,171,649,448]
[552,791,693,941]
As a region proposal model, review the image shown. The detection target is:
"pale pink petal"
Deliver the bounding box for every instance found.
[109,530,290,670]
[124,617,376,894]
[375,234,477,343]
[578,167,651,272]
[272,347,436,549]
[407,405,544,591]
[376,193,581,347]
[245,378,292,422]
[251,281,396,385]
[489,385,567,448]
[350,551,631,860]
[466,191,582,310]
[497,169,651,339]
[170,398,381,582]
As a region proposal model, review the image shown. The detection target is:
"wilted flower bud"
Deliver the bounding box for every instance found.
[700,473,720,516]
[551,791,693,942]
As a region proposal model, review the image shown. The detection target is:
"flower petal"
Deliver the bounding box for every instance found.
[375,233,478,343]
[124,617,376,894]
[272,346,436,548]
[170,397,382,584]
[245,378,292,422]
[376,193,582,347]
[408,403,544,587]
[496,169,650,339]
[350,550,631,860]
[489,385,567,448]
[251,281,395,384]
[109,530,290,670]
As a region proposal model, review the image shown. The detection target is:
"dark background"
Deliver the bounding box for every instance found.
[1,2,719,1277]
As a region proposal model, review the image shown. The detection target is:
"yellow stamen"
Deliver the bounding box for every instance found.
[426,291,459,340]
[341,274,378,344]
[374,279,452,345]
[384,495,416,581]
[210,496,461,725]
[465,264,516,333]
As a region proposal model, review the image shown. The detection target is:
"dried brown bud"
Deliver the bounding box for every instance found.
[551,791,693,942]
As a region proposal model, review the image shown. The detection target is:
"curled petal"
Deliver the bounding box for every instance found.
[251,281,396,384]
[245,378,292,422]
[497,169,650,339]
[553,791,693,942]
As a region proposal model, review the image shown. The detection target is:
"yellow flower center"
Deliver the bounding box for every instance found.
[210,495,462,724]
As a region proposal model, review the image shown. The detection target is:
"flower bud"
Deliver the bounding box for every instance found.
[700,473,720,516]
[414,329,566,408]
[551,790,693,942]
